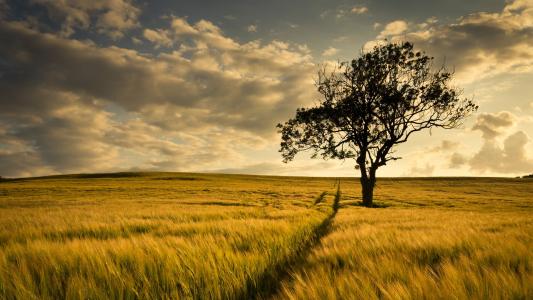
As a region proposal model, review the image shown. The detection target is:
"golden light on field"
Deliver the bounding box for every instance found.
[0,173,532,298]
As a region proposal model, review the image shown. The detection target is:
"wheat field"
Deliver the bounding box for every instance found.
[0,173,531,299]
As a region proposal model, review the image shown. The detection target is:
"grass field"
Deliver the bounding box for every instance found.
[0,173,532,299]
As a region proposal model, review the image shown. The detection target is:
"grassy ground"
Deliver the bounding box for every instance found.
[0,173,531,299]
[276,178,533,299]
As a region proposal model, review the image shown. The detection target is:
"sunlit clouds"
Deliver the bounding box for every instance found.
[0,0,532,177]
[0,16,315,176]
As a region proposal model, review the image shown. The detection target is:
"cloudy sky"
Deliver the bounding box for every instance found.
[1,0,532,178]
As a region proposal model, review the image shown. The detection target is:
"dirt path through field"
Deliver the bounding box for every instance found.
[245,181,342,299]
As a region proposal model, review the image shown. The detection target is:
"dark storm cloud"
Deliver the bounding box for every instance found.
[0,0,8,19]
[0,17,315,177]
[0,124,53,177]
[30,0,141,38]
[0,20,315,127]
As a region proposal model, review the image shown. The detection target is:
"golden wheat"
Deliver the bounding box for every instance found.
[0,173,531,299]
[276,178,533,299]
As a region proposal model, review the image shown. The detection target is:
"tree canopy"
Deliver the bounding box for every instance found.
[278,41,478,206]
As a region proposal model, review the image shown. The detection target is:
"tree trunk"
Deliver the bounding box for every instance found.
[359,167,376,207]
[360,178,375,207]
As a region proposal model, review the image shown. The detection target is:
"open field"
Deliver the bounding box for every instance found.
[0,173,532,299]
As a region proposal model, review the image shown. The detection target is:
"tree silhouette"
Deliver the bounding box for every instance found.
[278,42,478,207]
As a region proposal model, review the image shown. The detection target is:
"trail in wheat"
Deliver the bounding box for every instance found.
[251,181,343,300]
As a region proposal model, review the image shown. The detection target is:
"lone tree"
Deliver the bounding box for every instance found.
[278,42,477,207]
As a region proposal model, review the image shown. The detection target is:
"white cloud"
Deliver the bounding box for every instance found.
[365,0,533,83]
[351,6,368,15]
[450,111,533,174]
[469,131,533,174]
[472,111,516,139]
[449,153,467,168]
[170,17,239,50]
[378,20,408,38]
[407,163,435,176]
[321,5,369,20]
[131,36,142,45]
[322,47,339,57]
[417,17,438,29]
[429,140,460,153]
[247,24,257,32]
[288,23,299,29]
[143,28,173,48]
